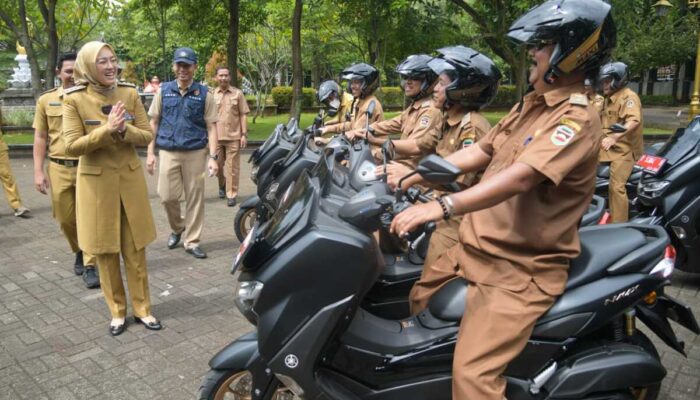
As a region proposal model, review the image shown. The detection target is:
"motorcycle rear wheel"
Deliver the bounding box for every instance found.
[234,208,257,243]
[197,369,299,400]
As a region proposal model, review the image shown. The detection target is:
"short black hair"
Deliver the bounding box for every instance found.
[215,66,230,75]
[57,53,77,71]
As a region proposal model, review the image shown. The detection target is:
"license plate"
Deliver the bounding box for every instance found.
[636,154,667,175]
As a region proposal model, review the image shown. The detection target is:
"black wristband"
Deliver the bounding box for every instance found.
[435,197,450,220]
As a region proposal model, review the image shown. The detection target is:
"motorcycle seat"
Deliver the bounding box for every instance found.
[427,226,648,323]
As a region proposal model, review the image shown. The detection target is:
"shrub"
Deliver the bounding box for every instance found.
[489,84,518,109]
[376,86,404,107]
[1,109,34,126]
[271,86,316,108]
[639,95,678,107]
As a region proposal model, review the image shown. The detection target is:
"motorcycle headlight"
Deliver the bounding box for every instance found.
[234,280,264,324]
[266,181,280,201]
[251,165,260,183]
[640,180,670,197]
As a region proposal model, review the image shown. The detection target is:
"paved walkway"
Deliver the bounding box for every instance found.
[0,156,699,399]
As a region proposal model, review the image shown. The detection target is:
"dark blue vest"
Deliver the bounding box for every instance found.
[156,81,208,151]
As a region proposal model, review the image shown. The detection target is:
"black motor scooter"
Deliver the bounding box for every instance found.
[200,155,698,400]
[633,116,700,274]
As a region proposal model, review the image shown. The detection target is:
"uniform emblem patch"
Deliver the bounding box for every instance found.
[419,116,430,128]
[626,99,635,109]
[551,125,575,146]
[462,138,474,148]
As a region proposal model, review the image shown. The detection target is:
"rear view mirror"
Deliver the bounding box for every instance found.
[416,155,461,184]
[382,139,396,162]
[610,123,626,133]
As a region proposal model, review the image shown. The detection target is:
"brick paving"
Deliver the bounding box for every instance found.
[0,154,699,399]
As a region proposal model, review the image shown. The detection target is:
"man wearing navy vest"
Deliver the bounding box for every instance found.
[146,47,219,259]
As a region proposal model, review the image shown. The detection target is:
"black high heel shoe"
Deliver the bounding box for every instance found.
[134,316,162,331]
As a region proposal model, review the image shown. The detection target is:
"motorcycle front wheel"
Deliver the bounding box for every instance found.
[234,208,257,243]
[197,369,299,400]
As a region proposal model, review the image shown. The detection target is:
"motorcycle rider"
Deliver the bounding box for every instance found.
[318,63,384,136]
[348,54,442,167]
[584,77,604,115]
[390,1,616,398]
[378,46,500,314]
[316,80,354,132]
[598,61,643,223]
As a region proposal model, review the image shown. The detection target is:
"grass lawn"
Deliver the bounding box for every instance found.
[1,111,673,145]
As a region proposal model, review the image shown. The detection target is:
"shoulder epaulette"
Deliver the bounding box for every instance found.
[63,85,86,95]
[569,93,588,107]
[40,87,58,96]
[459,112,472,129]
[117,81,137,88]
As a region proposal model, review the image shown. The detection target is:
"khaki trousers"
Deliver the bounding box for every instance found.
[409,217,460,314]
[96,204,152,319]
[47,161,96,265]
[0,150,22,210]
[157,148,207,249]
[216,140,241,199]
[421,245,556,400]
[607,157,635,223]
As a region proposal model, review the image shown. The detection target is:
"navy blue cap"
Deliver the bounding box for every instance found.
[173,47,197,64]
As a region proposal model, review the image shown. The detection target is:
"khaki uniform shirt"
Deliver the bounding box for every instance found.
[599,87,643,161]
[458,83,601,296]
[213,86,250,141]
[324,94,384,134]
[147,83,218,124]
[62,83,157,254]
[370,96,442,166]
[33,86,77,160]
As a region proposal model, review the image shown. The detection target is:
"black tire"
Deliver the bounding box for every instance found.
[197,369,249,400]
[234,207,257,242]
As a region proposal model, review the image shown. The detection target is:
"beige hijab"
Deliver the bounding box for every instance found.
[74,41,117,92]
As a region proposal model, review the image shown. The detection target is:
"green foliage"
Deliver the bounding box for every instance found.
[271,86,316,108]
[639,95,679,107]
[489,85,518,109]
[2,109,35,126]
[375,87,404,107]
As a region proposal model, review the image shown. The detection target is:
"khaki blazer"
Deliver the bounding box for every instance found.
[62,83,156,254]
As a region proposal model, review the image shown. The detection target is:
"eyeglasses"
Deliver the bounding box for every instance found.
[526,39,556,51]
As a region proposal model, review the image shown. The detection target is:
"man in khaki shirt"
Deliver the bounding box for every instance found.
[598,62,643,223]
[213,67,250,207]
[349,55,442,167]
[147,47,219,259]
[32,52,99,288]
[390,1,616,398]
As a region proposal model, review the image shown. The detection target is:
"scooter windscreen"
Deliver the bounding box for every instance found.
[252,124,283,163]
[655,117,700,168]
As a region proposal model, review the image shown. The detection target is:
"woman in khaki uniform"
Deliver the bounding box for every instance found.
[62,41,161,336]
[379,46,500,314]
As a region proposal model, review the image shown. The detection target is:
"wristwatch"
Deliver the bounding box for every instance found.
[209,154,219,161]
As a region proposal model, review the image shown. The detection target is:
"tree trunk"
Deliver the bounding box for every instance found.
[39,0,58,90]
[227,0,240,88]
[289,0,303,121]
[637,70,645,94]
[160,3,168,81]
[646,68,656,96]
[17,0,43,99]
[514,47,528,99]
[671,63,680,104]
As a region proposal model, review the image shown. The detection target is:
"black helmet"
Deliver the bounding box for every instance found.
[395,54,438,100]
[428,45,501,111]
[599,61,628,92]
[317,80,342,116]
[341,63,379,98]
[507,0,616,84]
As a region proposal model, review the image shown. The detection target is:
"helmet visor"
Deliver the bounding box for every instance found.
[427,58,456,76]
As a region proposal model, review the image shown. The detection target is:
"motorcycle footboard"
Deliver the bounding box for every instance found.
[636,294,700,356]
